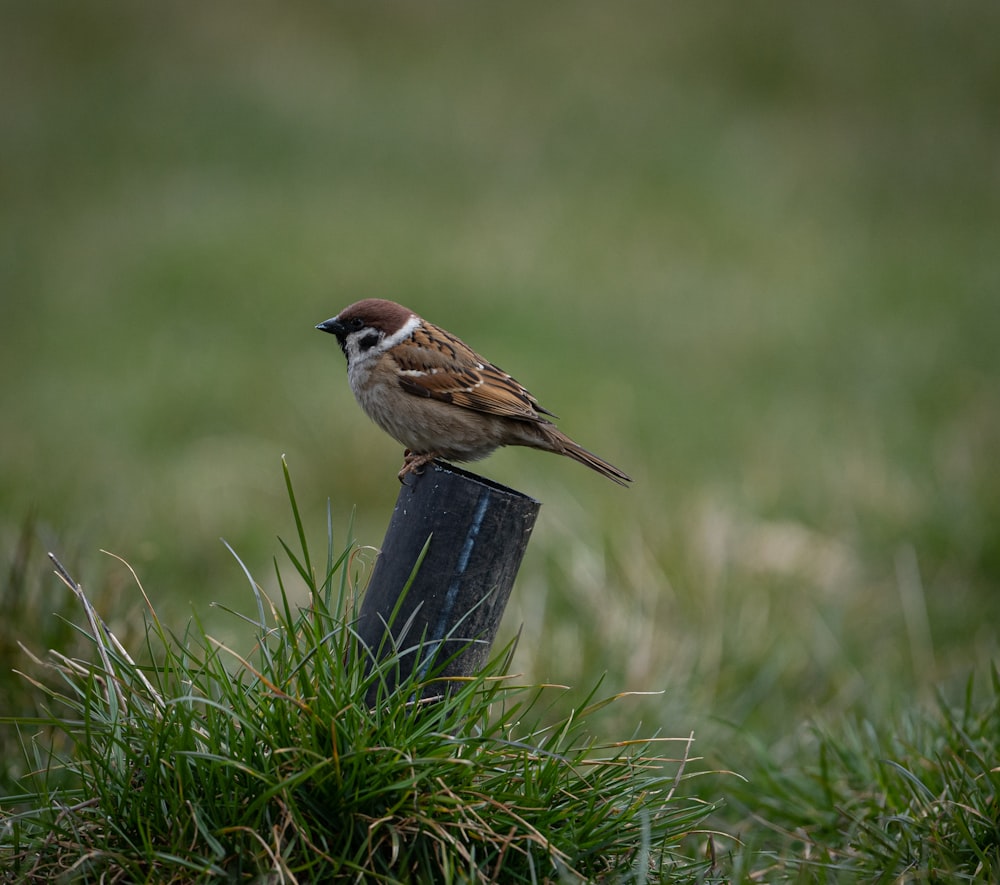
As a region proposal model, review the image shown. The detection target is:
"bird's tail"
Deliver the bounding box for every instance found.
[541,427,632,487]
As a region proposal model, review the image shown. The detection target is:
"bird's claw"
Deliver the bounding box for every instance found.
[397,451,438,484]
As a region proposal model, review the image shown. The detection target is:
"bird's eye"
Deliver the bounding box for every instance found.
[358,332,380,351]
[348,317,366,332]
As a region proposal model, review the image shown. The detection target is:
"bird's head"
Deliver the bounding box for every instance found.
[316,299,419,365]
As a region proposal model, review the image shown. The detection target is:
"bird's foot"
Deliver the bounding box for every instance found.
[398,451,439,484]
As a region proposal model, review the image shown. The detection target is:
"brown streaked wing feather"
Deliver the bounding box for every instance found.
[394,322,555,422]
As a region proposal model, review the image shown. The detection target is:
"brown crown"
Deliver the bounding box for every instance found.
[335,298,416,334]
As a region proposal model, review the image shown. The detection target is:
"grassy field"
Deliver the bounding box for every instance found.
[2,2,999,878]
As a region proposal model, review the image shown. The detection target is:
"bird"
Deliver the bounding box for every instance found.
[316,299,632,486]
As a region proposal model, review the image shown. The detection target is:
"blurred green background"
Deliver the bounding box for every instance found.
[2,2,998,752]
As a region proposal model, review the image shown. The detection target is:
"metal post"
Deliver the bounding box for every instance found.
[355,461,540,704]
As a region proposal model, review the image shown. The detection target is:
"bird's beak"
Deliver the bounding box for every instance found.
[316,317,345,338]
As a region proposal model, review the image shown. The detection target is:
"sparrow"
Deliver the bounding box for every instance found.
[316,299,632,486]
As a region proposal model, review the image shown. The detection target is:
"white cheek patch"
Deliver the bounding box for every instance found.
[345,337,374,365]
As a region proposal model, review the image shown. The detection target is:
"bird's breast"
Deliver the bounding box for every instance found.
[347,355,506,460]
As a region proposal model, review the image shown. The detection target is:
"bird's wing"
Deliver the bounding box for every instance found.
[393,322,557,422]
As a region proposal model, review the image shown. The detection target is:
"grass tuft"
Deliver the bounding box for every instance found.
[1,466,716,883]
[717,667,1000,881]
